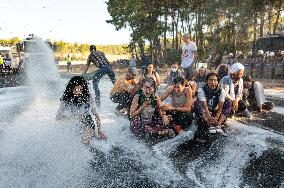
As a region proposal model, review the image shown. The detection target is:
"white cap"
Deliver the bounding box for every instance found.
[230,63,244,74]
[258,50,264,55]
[229,53,233,56]
[237,51,243,55]
[269,52,275,57]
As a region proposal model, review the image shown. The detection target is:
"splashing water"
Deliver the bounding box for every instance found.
[24,36,62,97]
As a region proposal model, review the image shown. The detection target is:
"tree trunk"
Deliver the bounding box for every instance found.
[164,11,168,49]
[175,10,180,50]
[273,0,282,34]
[259,15,265,37]
[253,12,258,47]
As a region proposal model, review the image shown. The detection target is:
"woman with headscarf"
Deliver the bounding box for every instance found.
[219,63,252,118]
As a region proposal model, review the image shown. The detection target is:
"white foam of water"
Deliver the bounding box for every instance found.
[24,37,62,98]
[86,80,188,186]
[186,120,284,188]
[153,124,197,156]
[0,97,92,188]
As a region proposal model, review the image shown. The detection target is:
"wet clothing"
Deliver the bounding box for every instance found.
[195,86,230,118]
[110,75,136,96]
[166,87,193,129]
[87,51,116,103]
[172,88,188,107]
[194,85,232,137]
[111,92,132,110]
[130,90,168,138]
[56,96,97,130]
[110,75,137,110]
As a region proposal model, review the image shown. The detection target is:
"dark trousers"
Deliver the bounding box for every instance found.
[110,92,132,110]
[93,65,116,102]
[67,62,71,72]
[236,100,248,113]
[167,111,193,129]
[194,100,232,138]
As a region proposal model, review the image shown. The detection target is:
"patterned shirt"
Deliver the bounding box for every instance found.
[87,51,110,68]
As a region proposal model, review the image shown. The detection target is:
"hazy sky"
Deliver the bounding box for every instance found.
[0,0,131,44]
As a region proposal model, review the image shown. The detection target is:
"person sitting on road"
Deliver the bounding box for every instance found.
[194,66,209,90]
[194,72,231,136]
[215,63,230,80]
[130,77,173,139]
[164,61,184,87]
[110,67,138,114]
[160,77,194,134]
[56,76,107,144]
[219,63,252,118]
[243,76,274,112]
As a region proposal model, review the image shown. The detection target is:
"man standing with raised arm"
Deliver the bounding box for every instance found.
[82,45,116,106]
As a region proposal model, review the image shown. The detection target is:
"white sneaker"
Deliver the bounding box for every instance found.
[243,109,253,119]
[208,127,217,134]
[215,126,224,134]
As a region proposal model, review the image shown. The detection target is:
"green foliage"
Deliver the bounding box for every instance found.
[0,37,19,46]
[106,0,284,61]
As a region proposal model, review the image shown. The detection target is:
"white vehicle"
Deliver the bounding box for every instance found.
[0,46,20,69]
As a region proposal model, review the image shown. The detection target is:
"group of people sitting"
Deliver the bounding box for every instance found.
[55,60,274,144]
[111,61,274,141]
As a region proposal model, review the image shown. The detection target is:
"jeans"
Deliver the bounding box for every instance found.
[93,65,116,102]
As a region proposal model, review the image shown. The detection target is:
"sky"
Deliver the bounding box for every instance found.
[0,0,131,44]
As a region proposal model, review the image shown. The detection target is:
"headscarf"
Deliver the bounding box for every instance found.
[230,63,244,74]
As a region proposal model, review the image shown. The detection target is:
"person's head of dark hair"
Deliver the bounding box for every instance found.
[142,77,156,90]
[216,64,229,80]
[173,77,185,85]
[206,72,219,82]
[243,75,253,82]
[144,62,154,75]
[61,76,90,105]
[90,45,96,52]
[185,73,195,81]
[172,61,179,65]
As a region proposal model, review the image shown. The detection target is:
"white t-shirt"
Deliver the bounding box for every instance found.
[181,41,197,68]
